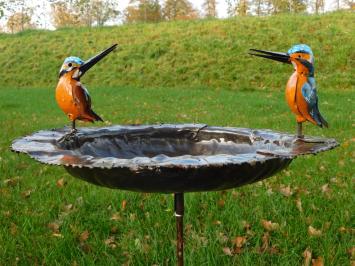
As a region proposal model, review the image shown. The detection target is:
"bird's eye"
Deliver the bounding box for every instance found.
[68,63,72,67]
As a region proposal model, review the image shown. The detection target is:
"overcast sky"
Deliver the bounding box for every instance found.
[0,0,338,30]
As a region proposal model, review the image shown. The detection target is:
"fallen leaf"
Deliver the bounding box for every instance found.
[241,220,251,231]
[21,189,33,198]
[321,183,331,195]
[347,247,355,258]
[217,199,225,207]
[308,226,322,237]
[63,204,73,212]
[232,236,246,248]
[3,210,11,217]
[110,213,121,221]
[261,219,280,231]
[213,220,222,225]
[80,243,92,253]
[110,226,118,234]
[279,185,292,197]
[10,223,17,236]
[4,177,20,187]
[104,236,117,249]
[296,198,303,212]
[261,232,270,251]
[48,222,60,234]
[312,257,324,266]
[269,246,280,254]
[122,200,127,210]
[56,178,66,188]
[303,248,312,266]
[222,247,233,256]
[79,230,89,242]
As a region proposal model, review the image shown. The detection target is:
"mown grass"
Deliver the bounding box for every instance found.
[0,86,353,265]
[0,11,353,91]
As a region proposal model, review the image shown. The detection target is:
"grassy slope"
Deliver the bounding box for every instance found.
[0,11,353,90]
[0,11,354,265]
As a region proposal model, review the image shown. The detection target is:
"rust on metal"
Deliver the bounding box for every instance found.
[11,124,338,193]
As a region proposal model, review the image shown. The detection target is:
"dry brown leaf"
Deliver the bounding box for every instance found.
[217,199,225,207]
[110,226,118,234]
[303,248,312,266]
[56,178,66,188]
[348,247,355,258]
[296,198,303,212]
[232,236,247,248]
[48,222,60,234]
[279,185,292,197]
[79,230,89,242]
[241,220,251,231]
[3,210,11,217]
[4,177,20,187]
[104,236,117,249]
[10,222,17,236]
[122,200,127,210]
[213,220,222,225]
[312,257,324,266]
[321,183,331,194]
[63,204,73,212]
[21,189,32,198]
[308,226,322,237]
[261,219,280,231]
[110,213,121,221]
[222,247,233,256]
[261,232,270,251]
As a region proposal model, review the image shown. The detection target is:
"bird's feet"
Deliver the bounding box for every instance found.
[58,129,78,143]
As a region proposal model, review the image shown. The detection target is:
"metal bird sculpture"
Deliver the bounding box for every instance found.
[56,44,117,140]
[249,44,328,138]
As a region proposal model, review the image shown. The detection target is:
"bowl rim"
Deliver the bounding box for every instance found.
[11,124,339,170]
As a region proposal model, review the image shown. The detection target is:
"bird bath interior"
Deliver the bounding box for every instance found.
[11,124,338,265]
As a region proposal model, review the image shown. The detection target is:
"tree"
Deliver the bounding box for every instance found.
[6,11,34,33]
[313,0,325,13]
[202,0,217,18]
[73,0,119,27]
[124,0,162,23]
[51,1,80,28]
[237,0,249,15]
[90,0,120,26]
[51,0,119,28]
[163,0,199,20]
[4,0,37,33]
[225,0,237,16]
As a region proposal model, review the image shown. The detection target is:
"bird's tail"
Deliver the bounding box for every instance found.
[85,110,104,123]
[313,109,328,128]
[318,113,328,128]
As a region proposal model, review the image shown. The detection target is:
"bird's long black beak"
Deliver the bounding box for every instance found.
[79,44,118,77]
[249,49,291,64]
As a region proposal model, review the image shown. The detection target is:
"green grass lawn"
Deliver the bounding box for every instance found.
[0,86,353,265]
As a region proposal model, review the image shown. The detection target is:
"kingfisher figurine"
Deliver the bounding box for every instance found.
[56,44,117,139]
[249,44,328,138]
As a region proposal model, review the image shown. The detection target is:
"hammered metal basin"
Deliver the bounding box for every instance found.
[11,124,338,193]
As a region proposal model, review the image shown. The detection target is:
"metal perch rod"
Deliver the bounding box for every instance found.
[174,193,184,266]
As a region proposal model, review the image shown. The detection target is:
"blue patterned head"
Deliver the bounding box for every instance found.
[287,44,314,64]
[59,56,84,77]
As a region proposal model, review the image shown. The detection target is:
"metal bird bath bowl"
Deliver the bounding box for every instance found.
[12,124,338,265]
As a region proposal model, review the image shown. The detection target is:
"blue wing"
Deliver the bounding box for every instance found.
[301,78,328,127]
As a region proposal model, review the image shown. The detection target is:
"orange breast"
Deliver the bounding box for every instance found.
[55,74,83,121]
[285,72,317,125]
